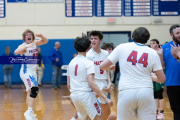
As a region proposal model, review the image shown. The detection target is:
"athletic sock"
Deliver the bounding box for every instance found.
[71,117,76,120]
[160,110,164,113]
[28,107,32,111]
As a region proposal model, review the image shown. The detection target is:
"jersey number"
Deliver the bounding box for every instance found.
[33,53,37,56]
[100,69,104,74]
[127,51,148,67]
[75,64,78,76]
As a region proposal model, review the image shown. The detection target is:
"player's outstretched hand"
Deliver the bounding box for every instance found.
[36,33,43,38]
[104,83,112,92]
[152,44,163,56]
[105,98,113,107]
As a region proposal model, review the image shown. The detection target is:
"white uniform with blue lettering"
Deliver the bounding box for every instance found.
[86,48,110,104]
[20,43,38,91]
[107,42,162,120]
[67,55,101,120]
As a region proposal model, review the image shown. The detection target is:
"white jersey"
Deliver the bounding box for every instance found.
[67,55,95,93]
[20,43,37,72]
[86,48,109,80]
[107,42,162,91]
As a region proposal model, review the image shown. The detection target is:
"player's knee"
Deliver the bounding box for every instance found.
[30,87,39,98]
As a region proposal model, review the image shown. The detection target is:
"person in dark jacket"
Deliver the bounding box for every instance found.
[49,42,63,90]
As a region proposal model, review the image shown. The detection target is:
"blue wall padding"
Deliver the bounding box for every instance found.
[0,39,77,85]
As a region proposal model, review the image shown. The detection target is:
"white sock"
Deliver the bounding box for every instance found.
[28,107,32,111]
[71,117,76,120]
[77,112,82,119]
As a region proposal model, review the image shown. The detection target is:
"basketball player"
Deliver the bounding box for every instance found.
[14,29,48,120]
[86,31,114,120]
[100,27,166,120]
[67,35,113,120]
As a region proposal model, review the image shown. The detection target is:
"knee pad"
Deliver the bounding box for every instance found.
[30,87,39,98]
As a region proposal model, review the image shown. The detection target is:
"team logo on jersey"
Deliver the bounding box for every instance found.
[94,61,103,65]
[29,49,37,53]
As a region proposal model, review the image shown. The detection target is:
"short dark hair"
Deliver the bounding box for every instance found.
[150,39,159,44]
[132,27,150,44]
[89,30,103,40]
[101,43,114,50]
[74,36,91,52]
[170,24,180,34]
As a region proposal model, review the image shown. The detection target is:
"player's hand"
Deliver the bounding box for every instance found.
[152,44,163,56]
[94,92,99,98]
[104,98,113,107]
[109,64,115,70]
[36,33,43,38]
[104,83,112,92]
[171,42,180,57]
[26,42,35,48]
[56,58,59,62]
[151,72,157,82]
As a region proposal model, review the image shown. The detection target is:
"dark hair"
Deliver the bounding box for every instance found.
[101,43,114,50]
[22,29,35,42]
[169,24,180,34]
[164,42,168,44]
[150,39,159,44]
[132,27,150,44]
[89,30,103,40]
[74,36,91,52]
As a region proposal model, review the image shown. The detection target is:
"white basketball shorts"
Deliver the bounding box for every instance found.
[70,91,102,120]
[20,70,38,92]
[117,88,156,120]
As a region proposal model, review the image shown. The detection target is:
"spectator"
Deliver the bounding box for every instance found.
[36,47,44,87]
[154,24,180,120]
[49,42,63,90]
[150,39,165,119]
[2,46,13,88]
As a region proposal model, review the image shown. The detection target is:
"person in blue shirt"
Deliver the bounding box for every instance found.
[154,24,180,120]
[2,46,13,88]
[49,42,63,90]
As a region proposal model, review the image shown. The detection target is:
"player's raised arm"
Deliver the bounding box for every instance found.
[87,73,113,107]
[34,33,48,46]
[14,43,35,55]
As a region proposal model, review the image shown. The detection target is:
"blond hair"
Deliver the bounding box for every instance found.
[22,29,35,42]
[5,46,10,56]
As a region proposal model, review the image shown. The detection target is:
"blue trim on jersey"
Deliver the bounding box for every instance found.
[162,41,180,86]
[97,100,101,109]
[107,93,110,99]
[134,42,147,46]
[29,75,38,87]
[23,64,27,74]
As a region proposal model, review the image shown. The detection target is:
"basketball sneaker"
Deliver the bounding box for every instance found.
[157,113,165,119]
[24,110,38,120]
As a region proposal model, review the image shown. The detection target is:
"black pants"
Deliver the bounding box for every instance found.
[112,62,119,84]
[167,86,180,120]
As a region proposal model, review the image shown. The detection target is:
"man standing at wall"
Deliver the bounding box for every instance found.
[49,42,63,90]
[154,24,180,120]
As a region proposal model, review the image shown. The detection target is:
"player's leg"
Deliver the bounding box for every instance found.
[117,89,138,120]
[157,89,165,119]
[100,104,111,120]
[137,88,156,120]
[99,91,111,120]
[3,65,8,87]
[154,90,159,116]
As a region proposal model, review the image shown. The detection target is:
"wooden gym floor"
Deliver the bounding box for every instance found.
[0,85,173,120]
